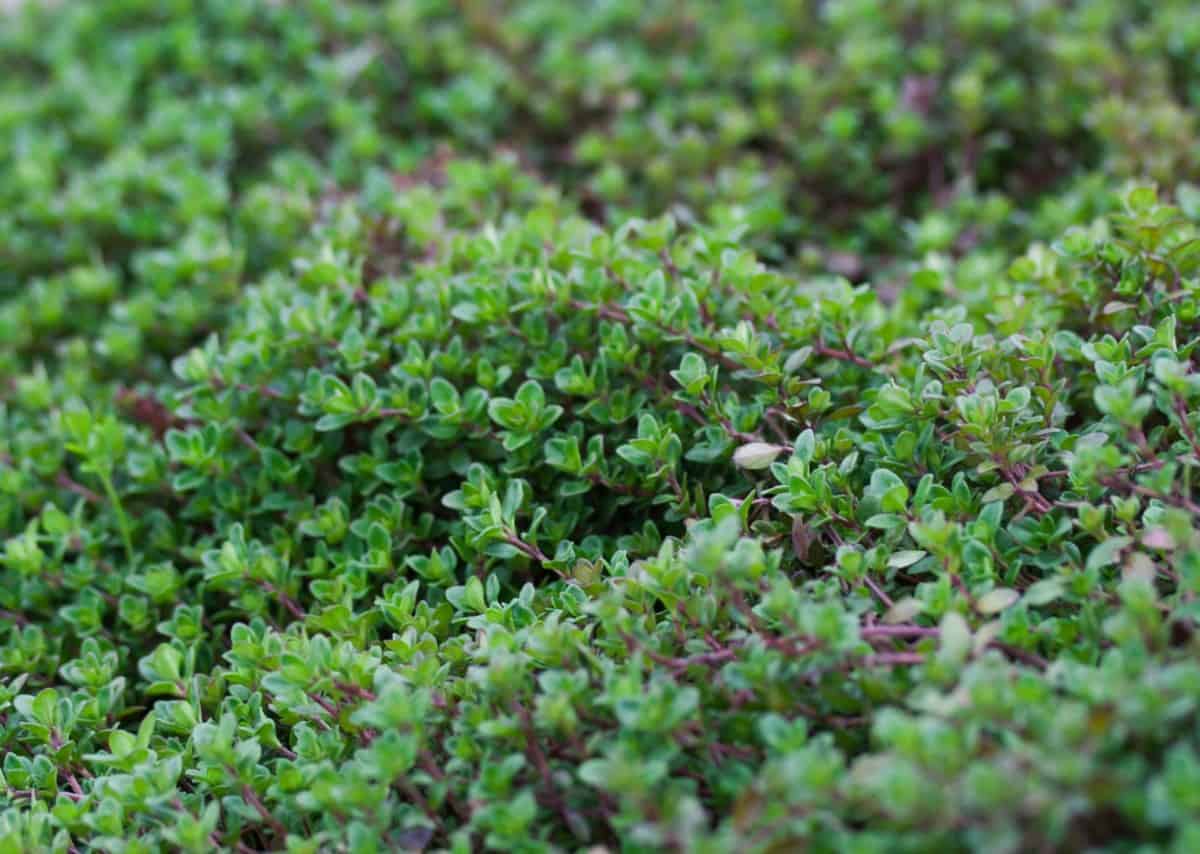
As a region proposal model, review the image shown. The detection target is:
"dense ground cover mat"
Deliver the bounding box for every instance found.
[5,1,1200,853]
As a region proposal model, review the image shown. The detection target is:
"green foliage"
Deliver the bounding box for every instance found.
[5,1,1200,852]
[3,0,1200,385]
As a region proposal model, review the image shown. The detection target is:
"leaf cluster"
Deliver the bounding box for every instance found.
[4,2,1200,853]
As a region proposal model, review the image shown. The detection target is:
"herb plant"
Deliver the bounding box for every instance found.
[4,2,1200,852]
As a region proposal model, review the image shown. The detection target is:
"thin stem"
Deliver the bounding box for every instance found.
[98,472,134,565]
[814,341,875,370]
[505,533,550,564]
[55,472,103,505]
[241,783,289,841]
[862,574,895,607]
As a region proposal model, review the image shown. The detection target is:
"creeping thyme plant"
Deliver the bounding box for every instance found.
[6,2,1200,852]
